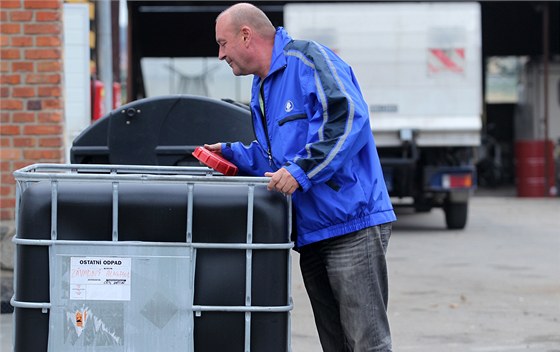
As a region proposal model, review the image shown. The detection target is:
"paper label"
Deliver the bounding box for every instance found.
[70,257,132,301]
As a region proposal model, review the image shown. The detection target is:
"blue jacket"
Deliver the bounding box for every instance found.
[222,27,396,248]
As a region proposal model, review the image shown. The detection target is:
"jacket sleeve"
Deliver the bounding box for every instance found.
[286,43,373,191]
[222,141,275,176]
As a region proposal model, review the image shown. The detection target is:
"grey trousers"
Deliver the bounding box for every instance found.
[299,223,393,352]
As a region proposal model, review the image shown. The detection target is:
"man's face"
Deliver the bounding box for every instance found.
[216,17,249,76]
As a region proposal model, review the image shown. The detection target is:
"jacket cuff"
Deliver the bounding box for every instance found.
[285,163,312,192]
[221,142,233,160]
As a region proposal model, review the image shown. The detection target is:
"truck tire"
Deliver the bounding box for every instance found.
[444,201,468,229]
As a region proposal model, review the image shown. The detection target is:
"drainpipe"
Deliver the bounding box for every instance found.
[98,0,113,115]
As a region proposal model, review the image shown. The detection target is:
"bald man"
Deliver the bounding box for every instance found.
[206,3,396,351]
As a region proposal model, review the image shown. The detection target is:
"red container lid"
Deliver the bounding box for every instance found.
[192,146,239,176]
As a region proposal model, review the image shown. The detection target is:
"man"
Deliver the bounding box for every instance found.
[207,3,396,351]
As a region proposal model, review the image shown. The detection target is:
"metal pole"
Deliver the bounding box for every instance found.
[98,0,114,115]
[542,2,550,196]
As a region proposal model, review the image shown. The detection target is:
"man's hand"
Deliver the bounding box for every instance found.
[203,143,222,155]
[265,168,299,195]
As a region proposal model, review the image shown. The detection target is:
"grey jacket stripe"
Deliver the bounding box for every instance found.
[285,40,355,179]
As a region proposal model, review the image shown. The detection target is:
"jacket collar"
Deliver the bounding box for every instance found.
[267,27,292,78]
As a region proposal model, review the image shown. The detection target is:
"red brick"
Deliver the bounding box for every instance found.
[0,164,13,175]
[25,73,60,84]
[11,36,33,46]
[39,137,61,147]
[24,149,62,160]
[38,86,61,97]
[0,124,21,135]
[0,186,13,197]
[0,209,15,221]
[0,112,9,123]
[10,10,33,21]
[0,86,9,97]
[36,11,59,21]
[42,98,62,109]
[23,124,62,135]
[0,137,9,147]
[1,194,16,208]
[12,61,33,71]
[1,171,17,184]
[36,36,60,47]
[0,61,8,72]
[0,99,23,110]
[14,137,36,147]
[0,23,21,34]
[0,36,9,46]
[12,161,30,170]
[12,86,35,97]
[0,0,21,9]
[13,112,35,122]
[24,0,61,10]
[0,148,22,160]
[37,60,60,72]
[0,49,21,60]
[0,74,21,84]
[0,206,15,217]
[24,23,60,35]
[38,111,61,122]
[0,196,16,208]
[0,177,15,190]
[0,176,14,188]
[25,48,60,59]
[0,161,10,172]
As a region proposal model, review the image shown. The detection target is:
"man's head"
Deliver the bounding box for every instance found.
[215,3,275,78]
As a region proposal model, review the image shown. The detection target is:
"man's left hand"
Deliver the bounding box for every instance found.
[264,168,299,195]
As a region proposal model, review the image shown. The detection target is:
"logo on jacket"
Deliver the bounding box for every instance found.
[285,100,294,112]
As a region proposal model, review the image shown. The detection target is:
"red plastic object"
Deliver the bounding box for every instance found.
[91,79,105,121]
[192,147,238,176]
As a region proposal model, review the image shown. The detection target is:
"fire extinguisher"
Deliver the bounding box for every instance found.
[112,82,122,109]
[91,79,105,121]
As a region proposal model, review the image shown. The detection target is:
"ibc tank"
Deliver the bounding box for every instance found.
[12,164,292,352]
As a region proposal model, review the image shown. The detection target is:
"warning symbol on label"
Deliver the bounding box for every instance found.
[76,310,86,328]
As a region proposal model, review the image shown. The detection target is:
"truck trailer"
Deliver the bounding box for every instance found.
[284,2,482,229]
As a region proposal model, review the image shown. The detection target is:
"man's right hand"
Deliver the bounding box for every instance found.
[203,143,222,155]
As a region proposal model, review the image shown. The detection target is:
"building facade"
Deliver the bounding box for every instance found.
[1,0,65,222]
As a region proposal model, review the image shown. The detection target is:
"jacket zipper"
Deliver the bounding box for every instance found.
[259,80,273,166]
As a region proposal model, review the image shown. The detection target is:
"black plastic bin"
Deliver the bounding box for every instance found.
[70,95,255,166]
[12,164,292,352]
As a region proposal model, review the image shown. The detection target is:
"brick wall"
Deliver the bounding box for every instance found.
[0,0,64,221]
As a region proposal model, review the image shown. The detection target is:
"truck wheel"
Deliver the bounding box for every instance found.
[444,202,468,229]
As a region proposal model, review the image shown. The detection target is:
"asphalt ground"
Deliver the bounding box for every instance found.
[2,190,559,352]
[384,193,560,352]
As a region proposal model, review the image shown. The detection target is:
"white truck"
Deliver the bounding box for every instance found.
[284,2,482,229]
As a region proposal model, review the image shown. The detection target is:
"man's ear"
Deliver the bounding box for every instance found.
[241,26,251,46]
